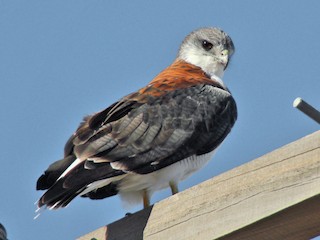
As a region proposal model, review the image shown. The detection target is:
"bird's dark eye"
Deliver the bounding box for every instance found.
[201,40,213,51]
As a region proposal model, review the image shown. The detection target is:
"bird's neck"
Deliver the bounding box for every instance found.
[176,50,226,79]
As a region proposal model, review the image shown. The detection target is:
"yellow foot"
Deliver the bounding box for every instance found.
[143,189,150,209]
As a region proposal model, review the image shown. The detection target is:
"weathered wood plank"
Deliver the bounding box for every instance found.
[78,130,320,240]
[219,194,320,240]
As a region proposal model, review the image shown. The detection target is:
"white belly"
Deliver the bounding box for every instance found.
[118,151,215,206]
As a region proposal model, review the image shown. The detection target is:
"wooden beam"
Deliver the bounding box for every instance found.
[219,194,320,240]
[78,131,320,240]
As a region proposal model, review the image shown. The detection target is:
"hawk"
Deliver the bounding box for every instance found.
[36,27,237,210]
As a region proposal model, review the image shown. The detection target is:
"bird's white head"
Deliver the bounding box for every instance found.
[177,27,234,79]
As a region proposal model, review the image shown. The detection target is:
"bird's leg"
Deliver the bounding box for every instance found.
[169,181,179,195]
[142,189,150,209]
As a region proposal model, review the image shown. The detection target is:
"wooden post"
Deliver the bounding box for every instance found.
[78,131,320,240]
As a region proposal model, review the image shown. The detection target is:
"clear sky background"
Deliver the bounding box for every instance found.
[1,1,319,239]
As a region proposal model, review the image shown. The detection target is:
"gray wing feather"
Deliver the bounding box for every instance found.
[70,84,236,174]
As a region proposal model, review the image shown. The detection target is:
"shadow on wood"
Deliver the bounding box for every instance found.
[79,206,153,240]
[106,206,153,240]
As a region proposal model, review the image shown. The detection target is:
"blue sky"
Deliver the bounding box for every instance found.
[1,1,319,239]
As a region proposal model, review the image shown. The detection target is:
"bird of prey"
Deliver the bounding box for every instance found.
[36,27,237,211]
